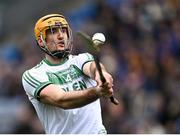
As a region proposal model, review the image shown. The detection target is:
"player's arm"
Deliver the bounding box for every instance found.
[39,83,112,109]
[83,61,114,87]
[39,62,113,109]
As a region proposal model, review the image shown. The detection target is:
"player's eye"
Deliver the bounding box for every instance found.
[46,27,67,35]
[51,27,59,33]
[46,27,58,35]
[61,27,67,33]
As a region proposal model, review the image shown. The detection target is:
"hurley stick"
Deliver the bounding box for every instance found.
[77,31,119,105]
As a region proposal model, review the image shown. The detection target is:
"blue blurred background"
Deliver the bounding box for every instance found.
[0,0,179,133]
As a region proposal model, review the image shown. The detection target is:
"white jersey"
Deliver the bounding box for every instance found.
[22,53,107,134]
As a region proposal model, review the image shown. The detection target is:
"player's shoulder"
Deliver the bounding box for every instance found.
[70,53,93,60]
[22,61,45,79]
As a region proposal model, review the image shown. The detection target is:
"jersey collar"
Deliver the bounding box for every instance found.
[43,57,69,66]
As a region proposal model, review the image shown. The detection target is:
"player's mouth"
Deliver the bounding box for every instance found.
[57,41,65,46]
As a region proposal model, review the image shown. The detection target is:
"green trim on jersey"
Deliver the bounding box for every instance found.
[23,71,40,88]
[27,71,42,84]
[81,60,94,72]
[23,71,52,99]
[34,82,53,98]
[23,75,36,88]
[81,53,94,73]
[43,57,69,66]
[34,61,44,69]
[47,64,83,85]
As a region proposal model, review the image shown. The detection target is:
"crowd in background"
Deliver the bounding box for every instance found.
[0,0,179,133]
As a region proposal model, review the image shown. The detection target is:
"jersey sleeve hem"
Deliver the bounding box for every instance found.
[34,82,53,100]
[81,60,94,72]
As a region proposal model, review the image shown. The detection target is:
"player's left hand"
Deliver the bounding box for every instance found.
[95,71,114,88]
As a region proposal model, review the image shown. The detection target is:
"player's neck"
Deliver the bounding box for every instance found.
[45,54,64,64]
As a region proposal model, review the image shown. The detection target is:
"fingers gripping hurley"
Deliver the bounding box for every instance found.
[77,31,119,105]
[93,56,119,105]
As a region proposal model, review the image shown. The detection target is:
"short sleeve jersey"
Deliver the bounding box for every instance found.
[22,53,107,134]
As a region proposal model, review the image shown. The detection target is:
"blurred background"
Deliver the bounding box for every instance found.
[0,0,179,133]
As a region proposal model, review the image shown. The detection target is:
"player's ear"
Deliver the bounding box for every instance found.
[37,38,44,47]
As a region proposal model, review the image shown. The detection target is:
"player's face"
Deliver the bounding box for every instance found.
[45,26,68,52]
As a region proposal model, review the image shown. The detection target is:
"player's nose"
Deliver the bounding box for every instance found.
[57,31,63,39]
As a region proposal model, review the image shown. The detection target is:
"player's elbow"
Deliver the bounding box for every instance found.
[56,101,72,110]
[55,97,77,110]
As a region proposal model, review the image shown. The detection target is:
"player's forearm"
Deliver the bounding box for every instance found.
[39,84,101,109]
[55,87,100,109]
[58,88,99,109]
[89,61,106,80]
[39,82,112,109]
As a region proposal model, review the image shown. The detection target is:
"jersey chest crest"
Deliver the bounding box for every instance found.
[46,65,83,85]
